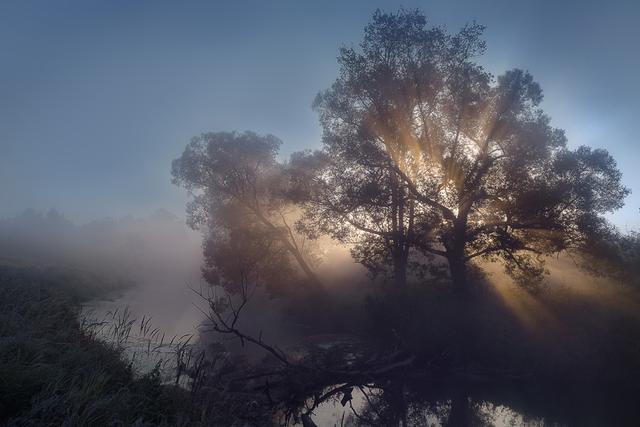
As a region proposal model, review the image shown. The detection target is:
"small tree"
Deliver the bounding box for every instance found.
[172,131,322,295]
[302,9,629,291]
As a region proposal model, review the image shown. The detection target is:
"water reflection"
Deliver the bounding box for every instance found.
[291,379,639,426]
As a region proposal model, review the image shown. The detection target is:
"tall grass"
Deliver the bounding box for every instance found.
[0,271,207,426]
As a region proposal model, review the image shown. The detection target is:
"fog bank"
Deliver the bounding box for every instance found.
[0,209,203,336]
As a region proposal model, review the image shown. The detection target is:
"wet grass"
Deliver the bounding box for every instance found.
[0,269,203,426]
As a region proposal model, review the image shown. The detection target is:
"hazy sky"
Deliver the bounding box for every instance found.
[1,0,638,229]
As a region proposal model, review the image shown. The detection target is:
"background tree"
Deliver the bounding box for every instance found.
[577,223,640,287]
[301,9,629,292]
[172,131,322,295]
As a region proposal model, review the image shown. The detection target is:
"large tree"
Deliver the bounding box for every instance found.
[172,131,322,295]
[298,9,629,291]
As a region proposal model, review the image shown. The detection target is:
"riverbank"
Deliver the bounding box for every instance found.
[0,267,200,425]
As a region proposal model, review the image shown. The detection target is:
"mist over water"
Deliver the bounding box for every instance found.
[2,207,637,346]
[0,209,204,336]
[0,208,369,345]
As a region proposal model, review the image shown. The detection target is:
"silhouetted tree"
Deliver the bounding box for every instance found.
[579,225,640,287]
[290,147,440,288]
[300,9,629,292]
[172,131,322,295]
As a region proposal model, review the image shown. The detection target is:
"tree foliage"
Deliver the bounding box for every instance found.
[174,9,629,295]
[294,9,629,290]
[171,131,321,295]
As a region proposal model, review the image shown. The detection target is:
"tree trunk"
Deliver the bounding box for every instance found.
[446,388,470,427]
[393,252,408,288]
[447,216,469,294]
[287,242,323,289]
[448,253,468,293]
[390,174,409,288]
[447,238,474,372]
[255,211,324,291]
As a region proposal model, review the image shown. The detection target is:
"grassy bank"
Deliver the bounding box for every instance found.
[0,267,199,426]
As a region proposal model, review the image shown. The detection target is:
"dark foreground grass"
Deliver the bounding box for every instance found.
[0,270,201,426]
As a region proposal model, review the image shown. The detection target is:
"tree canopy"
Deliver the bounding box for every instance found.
[174,9,629,296]
[171,131,321,295]
[294,9,629,290]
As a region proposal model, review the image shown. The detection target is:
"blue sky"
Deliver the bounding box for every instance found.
[1,0,638,230]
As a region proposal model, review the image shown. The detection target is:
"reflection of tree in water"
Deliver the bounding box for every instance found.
[347,386,477,427]
[282,374,640,426]
[343,385,511,427]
